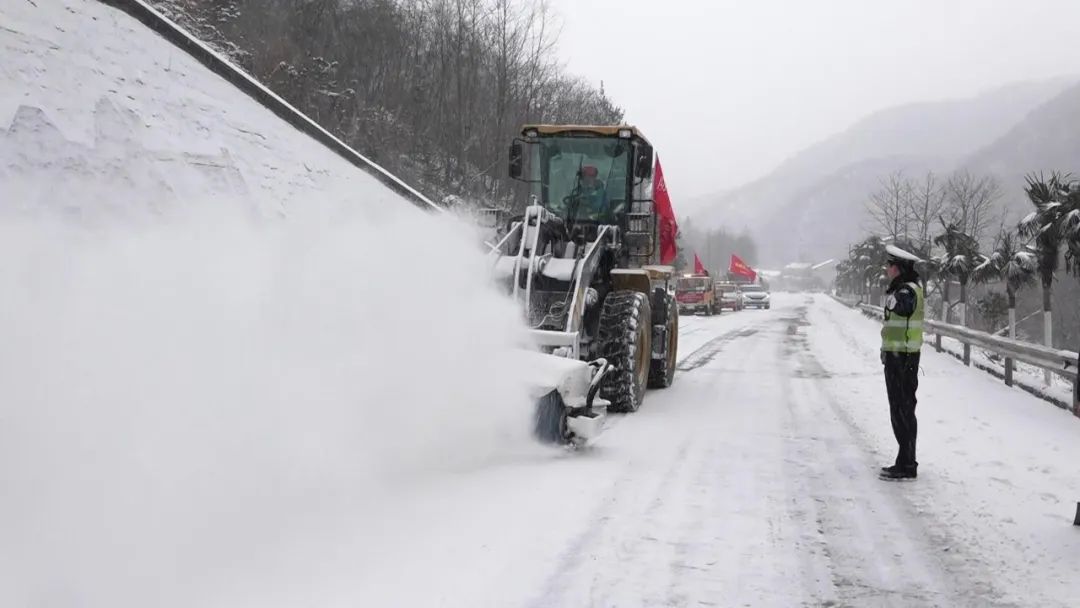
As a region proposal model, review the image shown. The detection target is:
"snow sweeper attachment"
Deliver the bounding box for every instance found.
[491,125,679,444]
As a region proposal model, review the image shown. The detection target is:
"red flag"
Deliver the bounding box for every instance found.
[729,254,757,282]
[693,253,708,276]
[653,157,678,265]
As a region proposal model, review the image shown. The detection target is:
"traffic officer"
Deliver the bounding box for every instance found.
[880,244,924,481]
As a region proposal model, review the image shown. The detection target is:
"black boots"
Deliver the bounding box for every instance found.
[879,465,917,481]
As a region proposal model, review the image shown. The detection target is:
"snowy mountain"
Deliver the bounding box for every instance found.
[963,81,1080,218]
[751,155,942,263]
[691,78,1075,265]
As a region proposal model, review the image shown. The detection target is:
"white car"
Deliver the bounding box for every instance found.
[740,284,770,309]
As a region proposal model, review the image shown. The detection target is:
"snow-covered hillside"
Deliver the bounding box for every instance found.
[0,0,414,219]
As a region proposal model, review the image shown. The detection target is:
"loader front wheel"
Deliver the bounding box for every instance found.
[648,292,679,389]
[599,290,652,413]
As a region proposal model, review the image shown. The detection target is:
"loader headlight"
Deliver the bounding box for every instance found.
[618,128,633,139]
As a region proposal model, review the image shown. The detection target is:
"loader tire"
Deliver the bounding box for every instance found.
[648,292,679,389]
[599,290,652,413]
[533,389,568,444]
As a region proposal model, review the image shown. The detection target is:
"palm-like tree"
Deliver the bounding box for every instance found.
[851,236,887,303]
[934,220,983,327]
[834,260,859,297]
[1060,187,1080,275]
[973,230,1037,338]
[1019,173,1071,367]
[1046,181,1080,410]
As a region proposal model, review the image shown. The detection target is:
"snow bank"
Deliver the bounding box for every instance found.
[935,336,1076,408]
[0,2,540,606]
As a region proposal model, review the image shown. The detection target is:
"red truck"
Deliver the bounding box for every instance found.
[676,275,719,315]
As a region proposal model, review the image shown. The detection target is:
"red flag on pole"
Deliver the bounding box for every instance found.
[653,157,678,265]
[729,254,757,282]
[693,253,708,276]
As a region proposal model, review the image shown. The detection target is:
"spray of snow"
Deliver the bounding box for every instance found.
[0,2,557,604]
[0,206,542,607]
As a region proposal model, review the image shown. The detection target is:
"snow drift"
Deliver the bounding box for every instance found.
[0,1,538,606]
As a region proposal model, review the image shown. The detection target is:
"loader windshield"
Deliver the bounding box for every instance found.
[533,136,629,223]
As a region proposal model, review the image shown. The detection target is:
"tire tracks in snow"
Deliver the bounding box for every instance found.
[525,438,696,608]
[529,297,1018,607]
[676,325,761,372]
[527,319,768,607]
[530,316,813,607]
[597,316,764,447]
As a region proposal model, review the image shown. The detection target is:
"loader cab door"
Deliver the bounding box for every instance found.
[532,136,631,224]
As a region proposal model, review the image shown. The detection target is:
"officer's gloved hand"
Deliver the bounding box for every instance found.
[880,351,887,365]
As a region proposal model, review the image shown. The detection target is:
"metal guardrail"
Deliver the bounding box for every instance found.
[97,0,441,212]
[854,301,1079,414]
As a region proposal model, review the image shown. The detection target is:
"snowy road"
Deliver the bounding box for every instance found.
[8,3,1079,606]
[359,293,1080,608]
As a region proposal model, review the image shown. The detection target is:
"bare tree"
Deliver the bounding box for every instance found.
[944,170,1001,247]
[152,0,623,209]
[865,172,913,241]
[907,171,947,257]
[904,171,948,308]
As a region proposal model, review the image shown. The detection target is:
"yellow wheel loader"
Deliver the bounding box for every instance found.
[491,125,679,444]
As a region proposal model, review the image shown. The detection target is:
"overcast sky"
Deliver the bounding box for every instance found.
[547,0,1080,206]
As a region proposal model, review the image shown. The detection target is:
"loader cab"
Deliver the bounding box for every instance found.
[510,125,654,229]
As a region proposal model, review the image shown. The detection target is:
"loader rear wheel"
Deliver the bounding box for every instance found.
[648,292,679,389]
[598,290,652,413]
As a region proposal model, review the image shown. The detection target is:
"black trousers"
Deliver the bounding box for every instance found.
[884,352,920,469]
